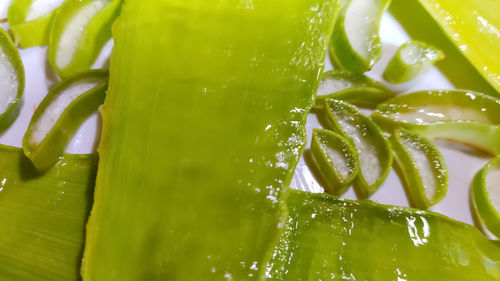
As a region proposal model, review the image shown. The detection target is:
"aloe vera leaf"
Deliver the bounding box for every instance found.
[472,156,500,238]
[311,128,359,195]
[0,145,97,281]
[391,128,448,209]
[384,40,444,84]
[315,69,395,108]
[372,90,500,154]
[0,27,24,131]
[265,189,500,280]
[323,99,392,198]
[48,0,122,78]
[7,0,67,48]
[416,0,500,94]
[23,70,107,172]
[81,1,339,280]
[330,0,392,73]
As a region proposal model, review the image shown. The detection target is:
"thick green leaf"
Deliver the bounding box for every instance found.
[82,1,338,280]
[0,146,97,281]
[266,190,500,280]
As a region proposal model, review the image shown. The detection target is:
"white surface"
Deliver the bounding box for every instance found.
[0,4,493,234]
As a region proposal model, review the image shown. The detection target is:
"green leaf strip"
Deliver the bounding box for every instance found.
[8,0,67,48]
[315,69,395,109]
[323,99,393,198]
[391,128,448,209]
[384,40,444,84]
[373,90,500,154]
[48,0,122,77]
[329,0,392,73]
[311,128,359,195]
[0,27,25,131]
[472,156,500,238]
[23,69,108,171]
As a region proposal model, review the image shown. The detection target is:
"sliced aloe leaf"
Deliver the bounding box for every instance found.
[266,189,500,280]
[373,90,500,154]
[410,122,500,155]
[0,27,24,131]
[473,156,500,238]
[8,0,67,48]
[391,128,447,209]
[330,0,392,73]
[0,145,97,281]
[317,69,390,96]
[384,40,444,84]
[417,0,500,94]
[81,0,339,280]
[315,69,395,108]
[311,128,359,195]
[23,70,107,172]
[48,0,122,77]
[322,99,392,198]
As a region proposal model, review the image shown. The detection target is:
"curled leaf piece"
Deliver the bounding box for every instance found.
[7,0,67,48]
[372,90,500,154]
[384,40,444,84]
[48,0,122,77]
[473,156,500,238]
[392,128,448,209]
[23,70,108,171]
[323,99,392,198]
[0,27,25,131]
[330,0,391,73]
[311,128,359,195]
[315,69,395,108]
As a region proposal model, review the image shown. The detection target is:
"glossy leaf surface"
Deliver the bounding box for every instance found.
[266,190,500,280]
[0,146,97,281]
[81,1,338,280]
